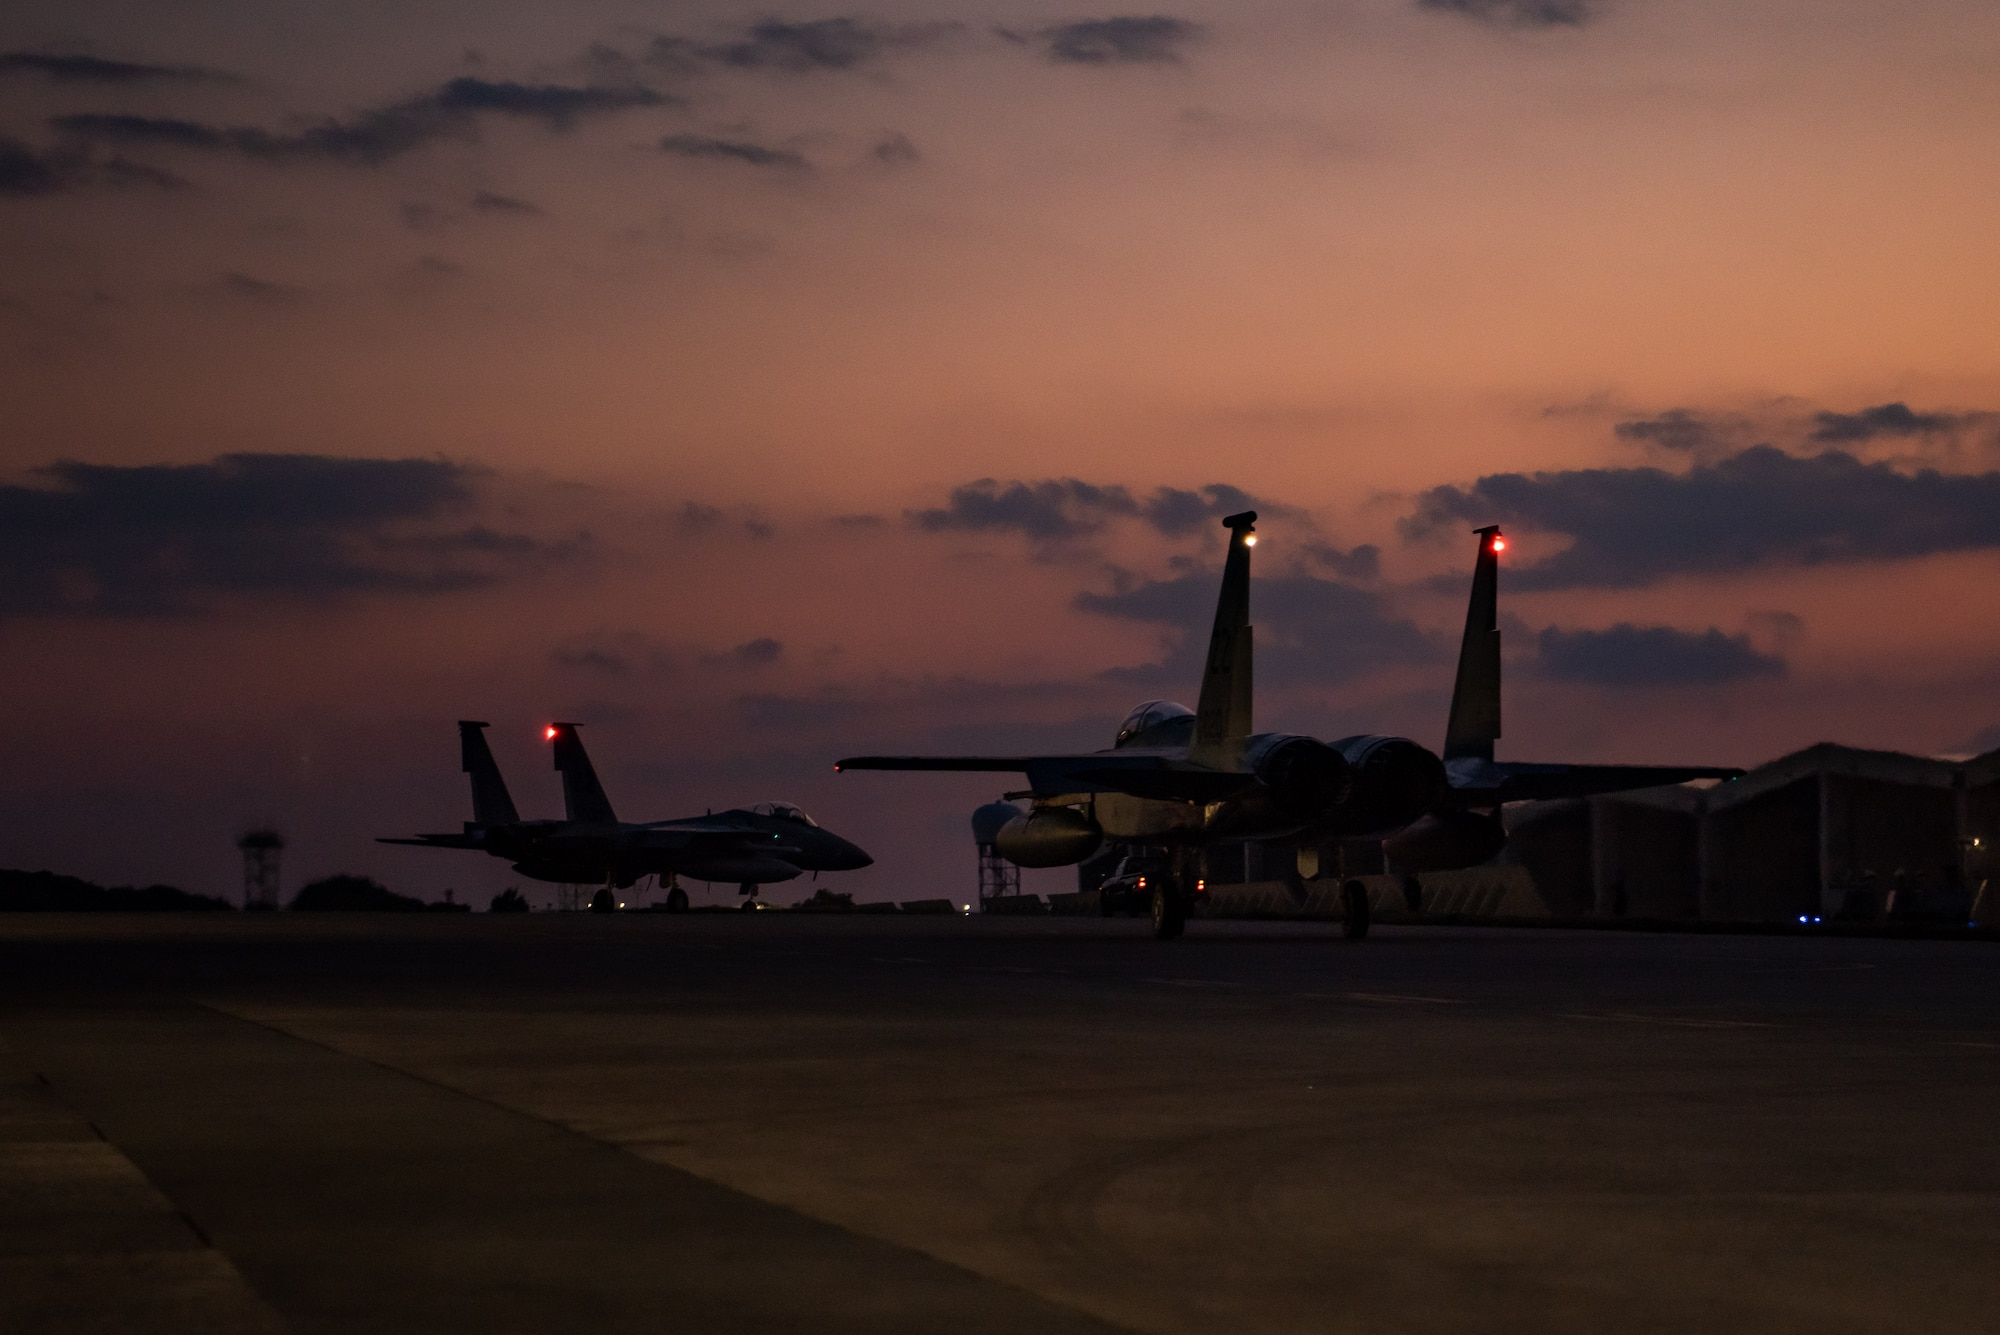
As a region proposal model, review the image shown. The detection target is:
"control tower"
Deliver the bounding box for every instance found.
[237,828,284,910]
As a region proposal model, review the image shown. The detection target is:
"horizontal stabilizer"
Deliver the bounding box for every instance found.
[1445,761,1744,805]
[377,833,486,849]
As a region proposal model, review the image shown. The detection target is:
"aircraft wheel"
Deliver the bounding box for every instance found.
[1151,883,1185,940]
[1341,880,1371,941]
[665,886,689,913]
[1401,874,1423,914]
[589,888,617,914]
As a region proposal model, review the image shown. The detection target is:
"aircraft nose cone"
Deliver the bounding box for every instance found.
[834,840,873,870]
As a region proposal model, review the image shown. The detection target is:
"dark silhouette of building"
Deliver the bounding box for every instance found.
[1503,743,1994,924]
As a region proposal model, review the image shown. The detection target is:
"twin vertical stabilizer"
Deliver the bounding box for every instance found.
[459,721,520,826]
[1443,526,1503,763]
[1191,511,1257,766]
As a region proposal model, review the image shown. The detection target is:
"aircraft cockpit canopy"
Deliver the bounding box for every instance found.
[751,801,819,826]
[1114,700,1195,748]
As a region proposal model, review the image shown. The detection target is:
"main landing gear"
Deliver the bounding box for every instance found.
[1341,879,1371,940]
[1283,846,1372,941]
[1148,849,1206,940]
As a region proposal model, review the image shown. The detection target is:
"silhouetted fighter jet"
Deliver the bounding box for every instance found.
[837,513,1738,939]
[383,722,871,908]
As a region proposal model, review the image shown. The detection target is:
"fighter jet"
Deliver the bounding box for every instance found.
[836,512,1739,939]
[383,722,872,909]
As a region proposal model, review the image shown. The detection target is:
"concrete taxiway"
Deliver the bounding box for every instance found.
[3,913,1997,1334]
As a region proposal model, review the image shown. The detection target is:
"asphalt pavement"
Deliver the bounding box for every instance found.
[3,912,1997,1334]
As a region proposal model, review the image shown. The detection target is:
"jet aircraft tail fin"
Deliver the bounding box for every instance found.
[547,722,618,824]
[1443,526,1503,763]
[458,721,520,826]
[1190,511,1257,766]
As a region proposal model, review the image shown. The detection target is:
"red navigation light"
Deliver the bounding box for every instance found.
[544,726,558,741]
[1491,536,1506,553]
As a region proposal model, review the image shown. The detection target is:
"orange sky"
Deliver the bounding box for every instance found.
[3,0,1999,902]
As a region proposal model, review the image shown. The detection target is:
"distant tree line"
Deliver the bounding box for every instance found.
[288,874,469,912]
[0,869,231,911]
[0,868,493,912]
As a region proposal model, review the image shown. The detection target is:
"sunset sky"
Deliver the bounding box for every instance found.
[4,0,2000,905]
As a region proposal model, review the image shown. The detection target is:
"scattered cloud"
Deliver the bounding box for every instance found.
[53,115,225,150]
[1416,0,1593,28]
[659,134,807,170]
[1078,569,1437,688]
[1404,446,2000,588]
[694,19,962,73]
[0,52,224,84]
[1744,608,1806,649]
[909,478,1267,544]
[0,454,569,617]
[1535,624,1785,686]
[1303,542,1381,580]
[677,502,725,533]
[1613,409,1729,453]
[0,136,176,197]
[727,636,783,665]
[469,189,541,215]
[52,77,669,167]
[1139,484,1258,536]
[0,136,69,195]
[216,270,305,304]
[1008,17,1205,65]
[871,132,920,165]
[1808,401,1986,443]
[671,500,774,538]
[1964,723,2000,756]
[911,478,1139,540]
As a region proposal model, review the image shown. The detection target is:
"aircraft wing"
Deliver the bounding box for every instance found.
[834,753,1255,802]
[1443,760,1744,805]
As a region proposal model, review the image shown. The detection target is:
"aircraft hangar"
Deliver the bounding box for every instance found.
[1075,743,2000,928]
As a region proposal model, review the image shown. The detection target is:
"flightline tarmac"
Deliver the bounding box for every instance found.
[3,912,1997,1334]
